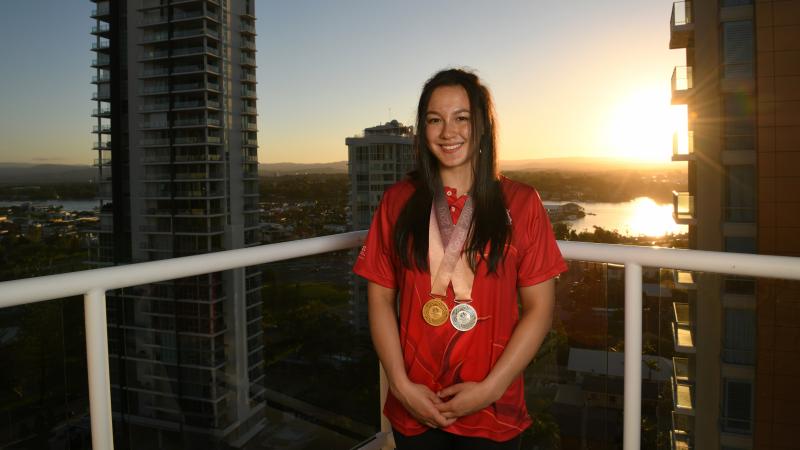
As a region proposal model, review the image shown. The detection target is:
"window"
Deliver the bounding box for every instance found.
[723,308,755,365]
[725,165,756,222]
[723,379,753,434]
[721,0,752,6]
[722,21,754,79]
[725,237,757,254]
[724,93,756,138]
[724,134,755,151]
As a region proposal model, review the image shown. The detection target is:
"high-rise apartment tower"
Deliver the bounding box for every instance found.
[668,1,800,449]
[89,0,264,447]
[346,120,414,331]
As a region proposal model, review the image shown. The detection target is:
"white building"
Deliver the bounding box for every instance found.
[346,120,414,331]
[89,0,264,447]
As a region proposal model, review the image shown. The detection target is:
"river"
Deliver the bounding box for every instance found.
[544,197,687,237]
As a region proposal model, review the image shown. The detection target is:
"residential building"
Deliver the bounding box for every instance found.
[89,0,264,447]
[668,1,800,448]
[346,120,414,331]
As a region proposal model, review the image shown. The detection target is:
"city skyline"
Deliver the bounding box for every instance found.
[0,0,683,165]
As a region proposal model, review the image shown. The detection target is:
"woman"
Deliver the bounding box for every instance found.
[354,68,566,449]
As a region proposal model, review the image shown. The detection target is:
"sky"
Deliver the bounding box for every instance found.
[0,1,685,165]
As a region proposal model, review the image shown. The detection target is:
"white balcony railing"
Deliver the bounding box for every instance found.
[2,233,800,450]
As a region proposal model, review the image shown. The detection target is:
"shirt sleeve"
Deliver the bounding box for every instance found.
[353,192,398,289]
[517,191,568,287]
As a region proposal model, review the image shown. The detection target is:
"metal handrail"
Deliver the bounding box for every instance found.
[2,234,800,450]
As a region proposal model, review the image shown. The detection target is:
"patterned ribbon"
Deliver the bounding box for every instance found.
[429,188,475,301]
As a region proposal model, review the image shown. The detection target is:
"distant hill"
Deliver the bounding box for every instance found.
[258,161,348,175]
[0,163,96,184]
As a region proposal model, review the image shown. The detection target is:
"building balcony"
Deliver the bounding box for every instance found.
[240,22,256,35]
[241,54,257,67]
[671,66,693,104]
[672,302,694,353]
[669,1,694,49]
[139,13,168,26]
[671,370,695,415]
[140,85,170,95]
[672,410,693,436]
[672,191,696,225]
[672,131,695,161]
[91,40,111,52]
[91,55,111,67]
[140,67,171,78]
[139,49,170,61]
[139,102,170,112]
[675,270,695,289]
[673,356,690,383]
[142,208,225,217]
[92,107,111,117]
[136,121,180,130]
[91,23,111,36]
[92,140,112,150]
[90,5,111,19]
[173,45,221,58]
[172,100,216,110]
[4,235,800,449]
[671,429,692,450]
[91,91,111,101]
[173,28,220,40]
[672,321,695,354]
[174,118,221,128]
[142,32,170,44]
[172,64,220,75]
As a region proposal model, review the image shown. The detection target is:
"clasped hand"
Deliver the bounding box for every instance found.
[395,380,499,429]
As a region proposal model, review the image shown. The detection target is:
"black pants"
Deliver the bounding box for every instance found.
[393,428,521,450]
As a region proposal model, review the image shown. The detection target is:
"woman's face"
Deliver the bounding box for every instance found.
[425,85,474,174]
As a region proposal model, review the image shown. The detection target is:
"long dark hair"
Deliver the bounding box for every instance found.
[394,68,509,273]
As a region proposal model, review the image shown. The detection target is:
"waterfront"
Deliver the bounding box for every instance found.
[1,196,686,237]
[544,197,687,237]
[0,200,97,212]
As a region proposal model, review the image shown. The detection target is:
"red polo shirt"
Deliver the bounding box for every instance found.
[353,176,567,442]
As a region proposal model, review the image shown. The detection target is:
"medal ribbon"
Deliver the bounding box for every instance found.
[429,189,475,302]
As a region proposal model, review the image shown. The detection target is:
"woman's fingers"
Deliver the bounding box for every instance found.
[401,382,454,428]
[437,382,466,399]
[435,382,491,419]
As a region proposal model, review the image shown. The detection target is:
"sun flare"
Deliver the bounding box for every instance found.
[604,86,687,162]
[627,197,687,237]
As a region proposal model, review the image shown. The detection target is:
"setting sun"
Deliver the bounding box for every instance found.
[603,86,688,162]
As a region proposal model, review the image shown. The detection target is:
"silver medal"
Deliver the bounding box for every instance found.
[450,303,477,331]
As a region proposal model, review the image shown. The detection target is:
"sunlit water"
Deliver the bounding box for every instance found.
[544,197,687,237]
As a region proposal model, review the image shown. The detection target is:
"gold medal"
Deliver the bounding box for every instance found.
[422,298,449,326]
